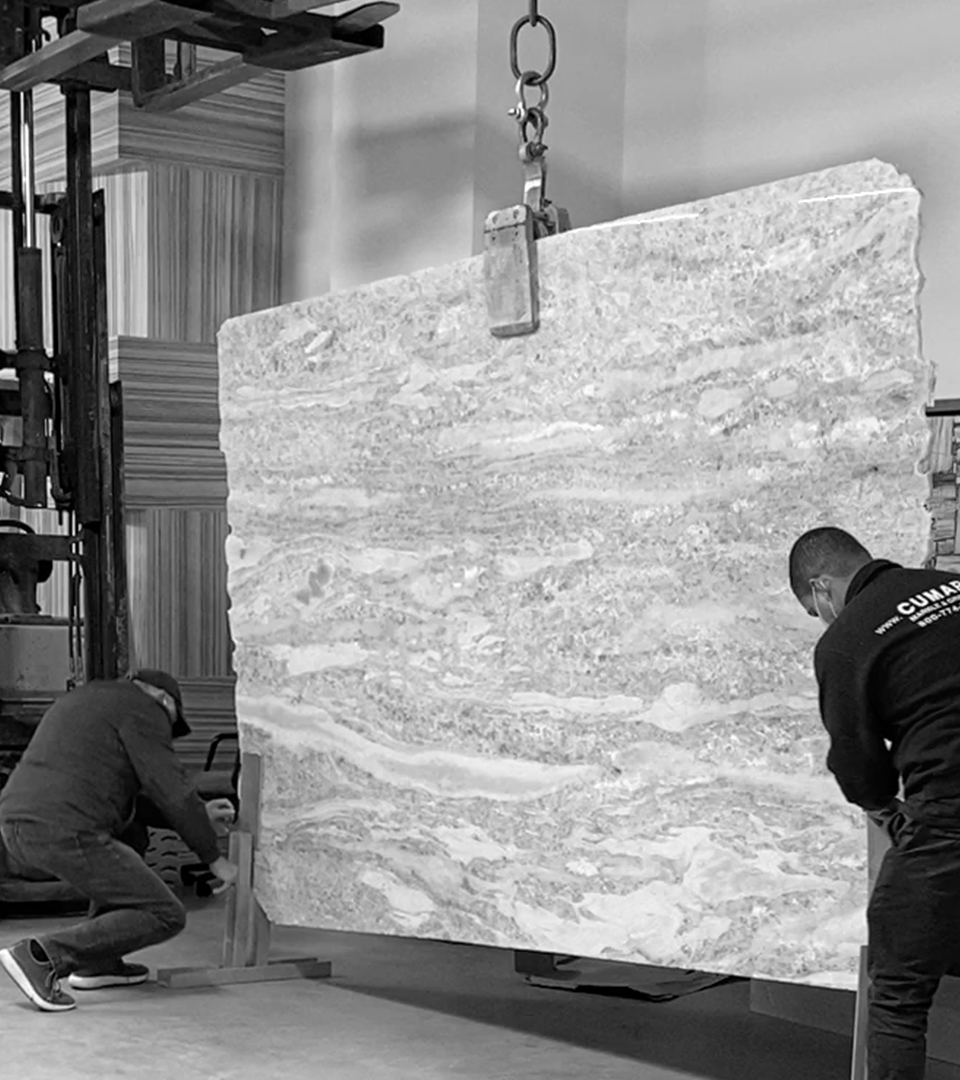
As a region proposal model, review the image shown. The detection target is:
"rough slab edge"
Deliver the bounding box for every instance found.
[912,182,938,566]
[600,158,917,230]
[156,958,332,988]
[217,158,918,341]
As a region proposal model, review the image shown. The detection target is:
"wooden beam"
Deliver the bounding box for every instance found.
[76,0,205,40]
[138,6,392,108]
[0,0,206,91]
[136,54,259,111]
[0,31,116,92]
[167,21,266,52]
[155,751,332,990]
[220,0,342,16]
[245,21,385,70]
[54,57,132,92]
[156,958,332,989]
[335,1,400,34]
[131,35,167,103]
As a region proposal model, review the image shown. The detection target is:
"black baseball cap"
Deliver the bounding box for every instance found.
[127,668,191,739]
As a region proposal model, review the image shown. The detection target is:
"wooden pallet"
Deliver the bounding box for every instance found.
[156,751,331,988]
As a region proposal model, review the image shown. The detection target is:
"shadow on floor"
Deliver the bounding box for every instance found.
[271,922,854,1080]
[1,898,855,1080]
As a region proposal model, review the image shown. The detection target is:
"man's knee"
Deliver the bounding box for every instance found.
[152,896,187,937]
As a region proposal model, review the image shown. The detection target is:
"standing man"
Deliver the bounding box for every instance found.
[0,669,238,1012]
[789,526,960,1080]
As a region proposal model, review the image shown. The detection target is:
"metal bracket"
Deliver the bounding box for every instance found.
[483,205,539,338]
[485,152,571,338]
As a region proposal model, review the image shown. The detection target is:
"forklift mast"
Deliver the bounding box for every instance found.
[1,4,123,686]
[0,0,400,690]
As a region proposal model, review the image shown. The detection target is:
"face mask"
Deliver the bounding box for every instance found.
[810,580,838,625]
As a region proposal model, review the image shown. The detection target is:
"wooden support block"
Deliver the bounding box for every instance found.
[161,752,333,991]
[248,900,271,969]
[77,0,205,40]
[238,752,263,836]
[514,950,559,977]
[221,828,243,968]
[131,36,168,104]
[229,831,255,969]
[156,958,332,989]
[926,418,957,474]
[850,945,869,1080]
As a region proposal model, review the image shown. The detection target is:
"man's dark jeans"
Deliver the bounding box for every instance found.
[868,809,960,1080]
[0,819,185,976]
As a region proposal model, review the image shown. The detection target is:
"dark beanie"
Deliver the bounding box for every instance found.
[127,668,191,739]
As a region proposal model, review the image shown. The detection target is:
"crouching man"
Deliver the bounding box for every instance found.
[0,669,238,1012]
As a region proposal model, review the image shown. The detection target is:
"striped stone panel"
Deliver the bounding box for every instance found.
[0,47,283,185]
[111,337,227,509]
[126,507,231,679]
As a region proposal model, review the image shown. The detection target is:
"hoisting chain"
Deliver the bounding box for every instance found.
[506,0,568,238]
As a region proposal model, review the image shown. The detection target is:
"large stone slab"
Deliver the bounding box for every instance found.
[218,160,931,989]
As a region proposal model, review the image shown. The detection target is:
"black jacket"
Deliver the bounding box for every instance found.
[0,680,221,864]
[815,559,960,824]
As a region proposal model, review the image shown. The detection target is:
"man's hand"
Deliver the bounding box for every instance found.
[205,798,236,835]
[209,856,240,895]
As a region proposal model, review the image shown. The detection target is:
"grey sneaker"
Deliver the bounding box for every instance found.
[68,961,150,990]
[0,939,76,1012]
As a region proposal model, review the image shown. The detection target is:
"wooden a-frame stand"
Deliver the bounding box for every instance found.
[156,752,332,988]
[849,816,896,1079]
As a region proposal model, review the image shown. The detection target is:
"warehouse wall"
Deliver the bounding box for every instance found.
[283,0,960,395]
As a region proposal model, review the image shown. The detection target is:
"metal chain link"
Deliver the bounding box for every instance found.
[505,1,569,238]
[509,7,556,86]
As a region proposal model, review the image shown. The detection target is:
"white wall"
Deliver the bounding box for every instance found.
[282,0,480,299]
[284,0,960,396]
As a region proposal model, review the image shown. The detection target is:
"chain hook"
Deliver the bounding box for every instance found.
[502,1,569,239]
[508,70,550,132]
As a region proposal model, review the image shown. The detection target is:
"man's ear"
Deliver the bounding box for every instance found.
[158,691,178,723]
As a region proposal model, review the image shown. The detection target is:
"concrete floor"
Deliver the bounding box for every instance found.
[0,895,856,1080]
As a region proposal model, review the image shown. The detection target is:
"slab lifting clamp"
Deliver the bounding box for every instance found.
[484,2,571,338]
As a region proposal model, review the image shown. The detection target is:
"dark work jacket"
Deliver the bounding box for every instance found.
[815,559,960,824]
[0,680,220,864]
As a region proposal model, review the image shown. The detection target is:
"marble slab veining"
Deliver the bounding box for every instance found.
[218,160,931,989]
